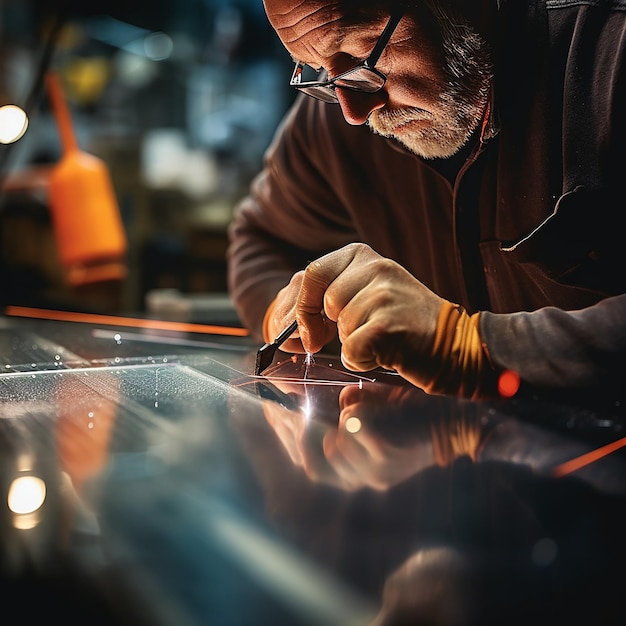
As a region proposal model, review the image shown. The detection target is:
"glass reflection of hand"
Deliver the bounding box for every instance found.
[260,371,488,492]
[322,385,436,491]
[260,375,340,486]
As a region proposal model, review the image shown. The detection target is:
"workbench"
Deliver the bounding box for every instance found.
[1,308,625,625]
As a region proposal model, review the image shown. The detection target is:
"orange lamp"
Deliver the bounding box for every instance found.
[45,71,127,286]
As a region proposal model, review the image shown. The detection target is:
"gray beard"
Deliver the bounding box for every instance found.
[367,10,492,159]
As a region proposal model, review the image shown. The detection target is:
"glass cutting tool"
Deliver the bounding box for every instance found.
[254,319,298,376]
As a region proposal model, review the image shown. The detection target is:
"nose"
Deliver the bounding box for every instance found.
[335,89,387,125]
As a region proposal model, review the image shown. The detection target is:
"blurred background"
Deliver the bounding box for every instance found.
[0,0,294,321]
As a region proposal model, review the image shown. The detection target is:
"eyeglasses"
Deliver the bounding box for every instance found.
[289,8,405,104]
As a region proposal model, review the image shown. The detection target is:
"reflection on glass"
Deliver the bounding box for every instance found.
[8,473,47,529]
[344,416,362,434]
[8,474,46,514]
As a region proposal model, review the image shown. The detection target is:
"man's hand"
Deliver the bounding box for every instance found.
[297,243,442,384]
[264,243,491,397]
[263,268,337,354]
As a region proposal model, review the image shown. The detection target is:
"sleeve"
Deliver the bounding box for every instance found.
[226,95,358,339]
[479,293,626,400]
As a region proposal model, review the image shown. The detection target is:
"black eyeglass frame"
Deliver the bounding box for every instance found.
[289,7,405,103]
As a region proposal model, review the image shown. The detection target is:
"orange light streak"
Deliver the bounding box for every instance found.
[4,305,249,337]
[552,436,626,478]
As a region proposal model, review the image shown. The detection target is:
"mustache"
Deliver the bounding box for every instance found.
[369,107,432,134]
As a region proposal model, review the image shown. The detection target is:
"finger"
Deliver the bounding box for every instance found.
[326,426,383,492]
[321,430,363,492]
[338,384,366,409]
[279,336,306,354]
[296,244,365,352]
[266,273,304,340]
[341,320,386,371]
[337,416,386,464]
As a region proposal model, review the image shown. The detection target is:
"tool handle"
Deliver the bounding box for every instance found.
[45,71,78,154]
[273,320,298,346]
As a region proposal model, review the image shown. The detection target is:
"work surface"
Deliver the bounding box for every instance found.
[1,311,625,626]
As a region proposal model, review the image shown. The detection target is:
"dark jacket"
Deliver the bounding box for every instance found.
[227,0,626,399]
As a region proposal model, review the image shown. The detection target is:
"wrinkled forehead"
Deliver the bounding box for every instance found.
[263,0,382,61]
[263,0,345,26]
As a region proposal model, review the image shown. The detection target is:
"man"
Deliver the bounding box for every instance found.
[227,0,626,402]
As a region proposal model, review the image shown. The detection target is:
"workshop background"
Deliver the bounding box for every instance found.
[0,0,294,321]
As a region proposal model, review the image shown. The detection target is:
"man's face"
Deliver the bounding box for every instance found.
[264,0,492,159]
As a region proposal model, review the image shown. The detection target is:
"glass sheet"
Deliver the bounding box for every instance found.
[0,360,378,625]
[2,315,626,625]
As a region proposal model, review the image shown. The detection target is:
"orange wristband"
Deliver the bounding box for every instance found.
[424,301,489,399]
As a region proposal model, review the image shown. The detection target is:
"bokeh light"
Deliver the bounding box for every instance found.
[498,369,521,398]
[0,104,29,144]
[8,475,46,514]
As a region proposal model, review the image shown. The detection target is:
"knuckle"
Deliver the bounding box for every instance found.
[372,257,398,276]
[303,263,333,295]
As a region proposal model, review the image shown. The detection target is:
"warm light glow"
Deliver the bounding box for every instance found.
[8,475,46,514]
[498,369,520,398]
[0,104,29,143]
[345,416,362,433]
